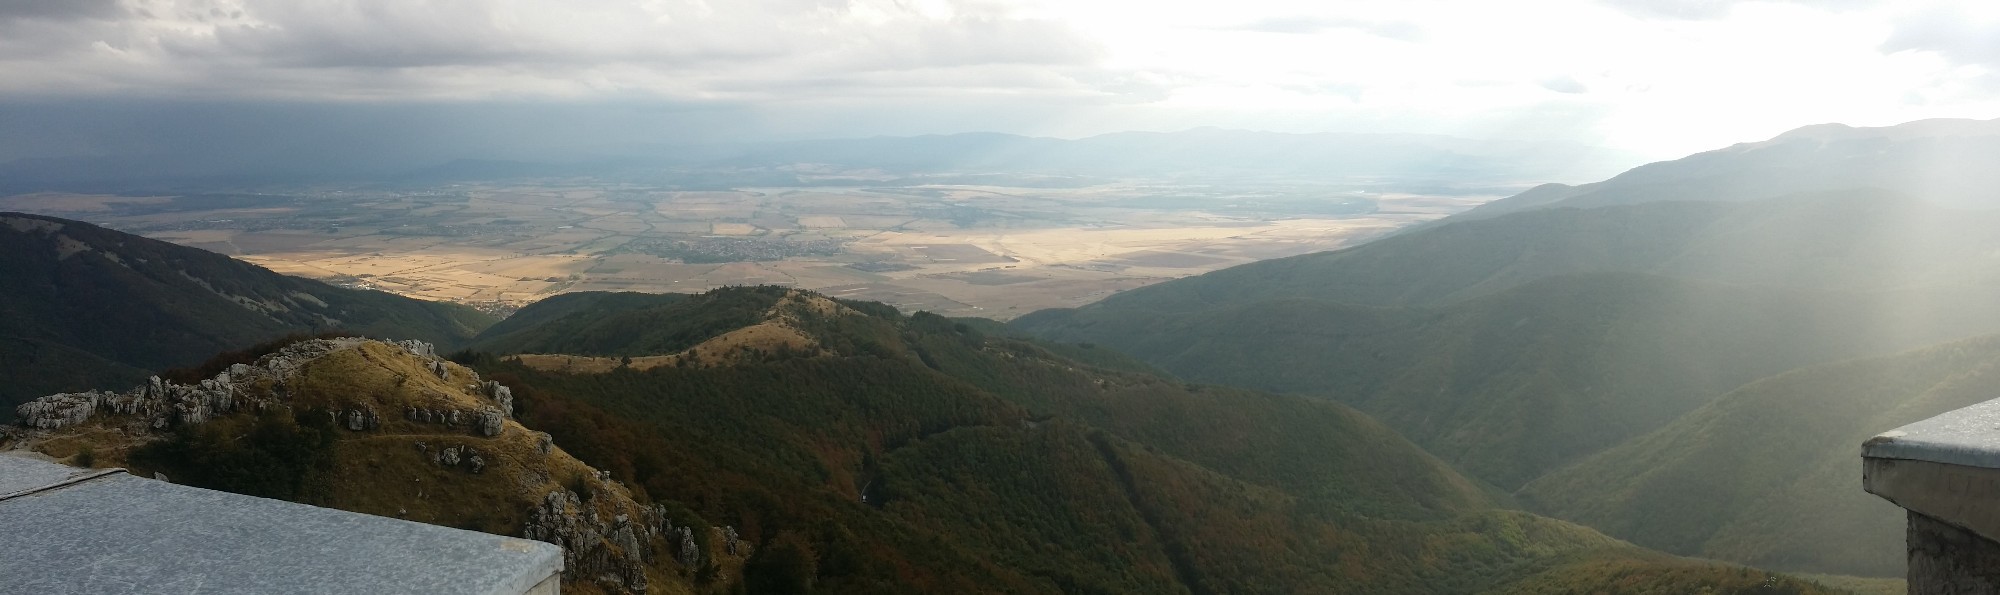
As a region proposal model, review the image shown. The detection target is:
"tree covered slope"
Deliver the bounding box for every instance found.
[1521,335,2000,577]
[0,212,495,417]
[442,287,1856,594]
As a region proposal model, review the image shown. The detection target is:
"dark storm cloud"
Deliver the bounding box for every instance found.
[0,0,121,21]
[0,0,1112,101]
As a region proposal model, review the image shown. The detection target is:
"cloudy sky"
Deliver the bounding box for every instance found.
[4,0,2000,166]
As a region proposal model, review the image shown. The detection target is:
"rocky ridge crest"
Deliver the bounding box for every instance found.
[8,337,739,594]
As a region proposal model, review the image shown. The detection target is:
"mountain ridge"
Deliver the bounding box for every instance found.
[0,212,496,419]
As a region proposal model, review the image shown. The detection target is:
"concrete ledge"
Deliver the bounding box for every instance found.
[1865,397,2000,592]
[1865,457,2000,546]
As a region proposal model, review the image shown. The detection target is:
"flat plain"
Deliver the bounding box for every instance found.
[2,182,1495,318]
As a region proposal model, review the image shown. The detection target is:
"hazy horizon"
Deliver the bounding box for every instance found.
[7,0,2000,176]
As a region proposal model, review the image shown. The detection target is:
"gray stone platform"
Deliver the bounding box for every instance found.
[0,454,562,594]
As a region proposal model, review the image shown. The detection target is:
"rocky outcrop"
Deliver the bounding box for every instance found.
[342,406,380,431]
[10,336,695,593]
[675,526,700,568]
[392,339,437,359]
[476,407,505,437]
[18,370,243,431]
[259,337,369,378]
[415,442,488,474]
[524,489,718,593]
[403,405,506,437]
[482,381,515,418]
[11,338,466,434]
[16,391,104,430]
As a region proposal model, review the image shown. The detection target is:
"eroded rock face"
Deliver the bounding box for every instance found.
[477,407,505,437]
[392,339,437,359]
[18,370,242,431]
[482,381,515,418]
[16,391,105,429]
[13,338,475,436]
[524,489,714,593]
[404,405,506,438]
[343,406,380,432]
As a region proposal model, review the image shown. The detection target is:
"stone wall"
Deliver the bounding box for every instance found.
[1911,511,2000,594]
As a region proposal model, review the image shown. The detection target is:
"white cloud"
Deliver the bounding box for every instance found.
[0,0,1998,158]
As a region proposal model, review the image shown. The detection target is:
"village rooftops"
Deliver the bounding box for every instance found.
[0,454,563,595]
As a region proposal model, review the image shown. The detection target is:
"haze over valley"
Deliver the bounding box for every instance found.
[3,130,1570,319]
[14,1,2000,594]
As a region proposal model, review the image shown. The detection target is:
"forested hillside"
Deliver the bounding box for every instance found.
[1522,335,2000,577]
[0,212,494,418]
[1015,195,2000,489]
[1012,125,2000,579]
[434,287,1853,593]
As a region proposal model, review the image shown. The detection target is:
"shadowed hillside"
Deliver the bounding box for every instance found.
[432,286,1856,593]
[1522,335,2000,577]
[1010,130,2000,579]
[1015,195,2000,488]
[0,212,495,418]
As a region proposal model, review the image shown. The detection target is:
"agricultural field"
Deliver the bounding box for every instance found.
[1,183,1494,318]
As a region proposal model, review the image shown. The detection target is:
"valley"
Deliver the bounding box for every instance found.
[16,1,2000,593]
[0,180,1489,319]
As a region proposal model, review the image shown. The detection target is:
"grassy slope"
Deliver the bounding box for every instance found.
[1520,335,2000,577]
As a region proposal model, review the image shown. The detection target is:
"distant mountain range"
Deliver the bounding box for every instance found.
[1014,117,2000,578]
[0,212,494,418]
[1439,118,2000,225]
[0,128,1634,192]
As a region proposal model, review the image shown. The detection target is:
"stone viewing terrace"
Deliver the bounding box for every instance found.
[1865,398,2000,593]
[0,454,563,594]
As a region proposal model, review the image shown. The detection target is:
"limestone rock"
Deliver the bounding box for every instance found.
[343,406,380,432]
[481,381,515,418]
[535,432,555,455]
[391,339,437,358]
[476,407,505,437]
[16,391,103,429]
[675,526,700,568]
[526,491,654,592]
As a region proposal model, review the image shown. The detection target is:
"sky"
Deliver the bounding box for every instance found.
[4,0,2000,166]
